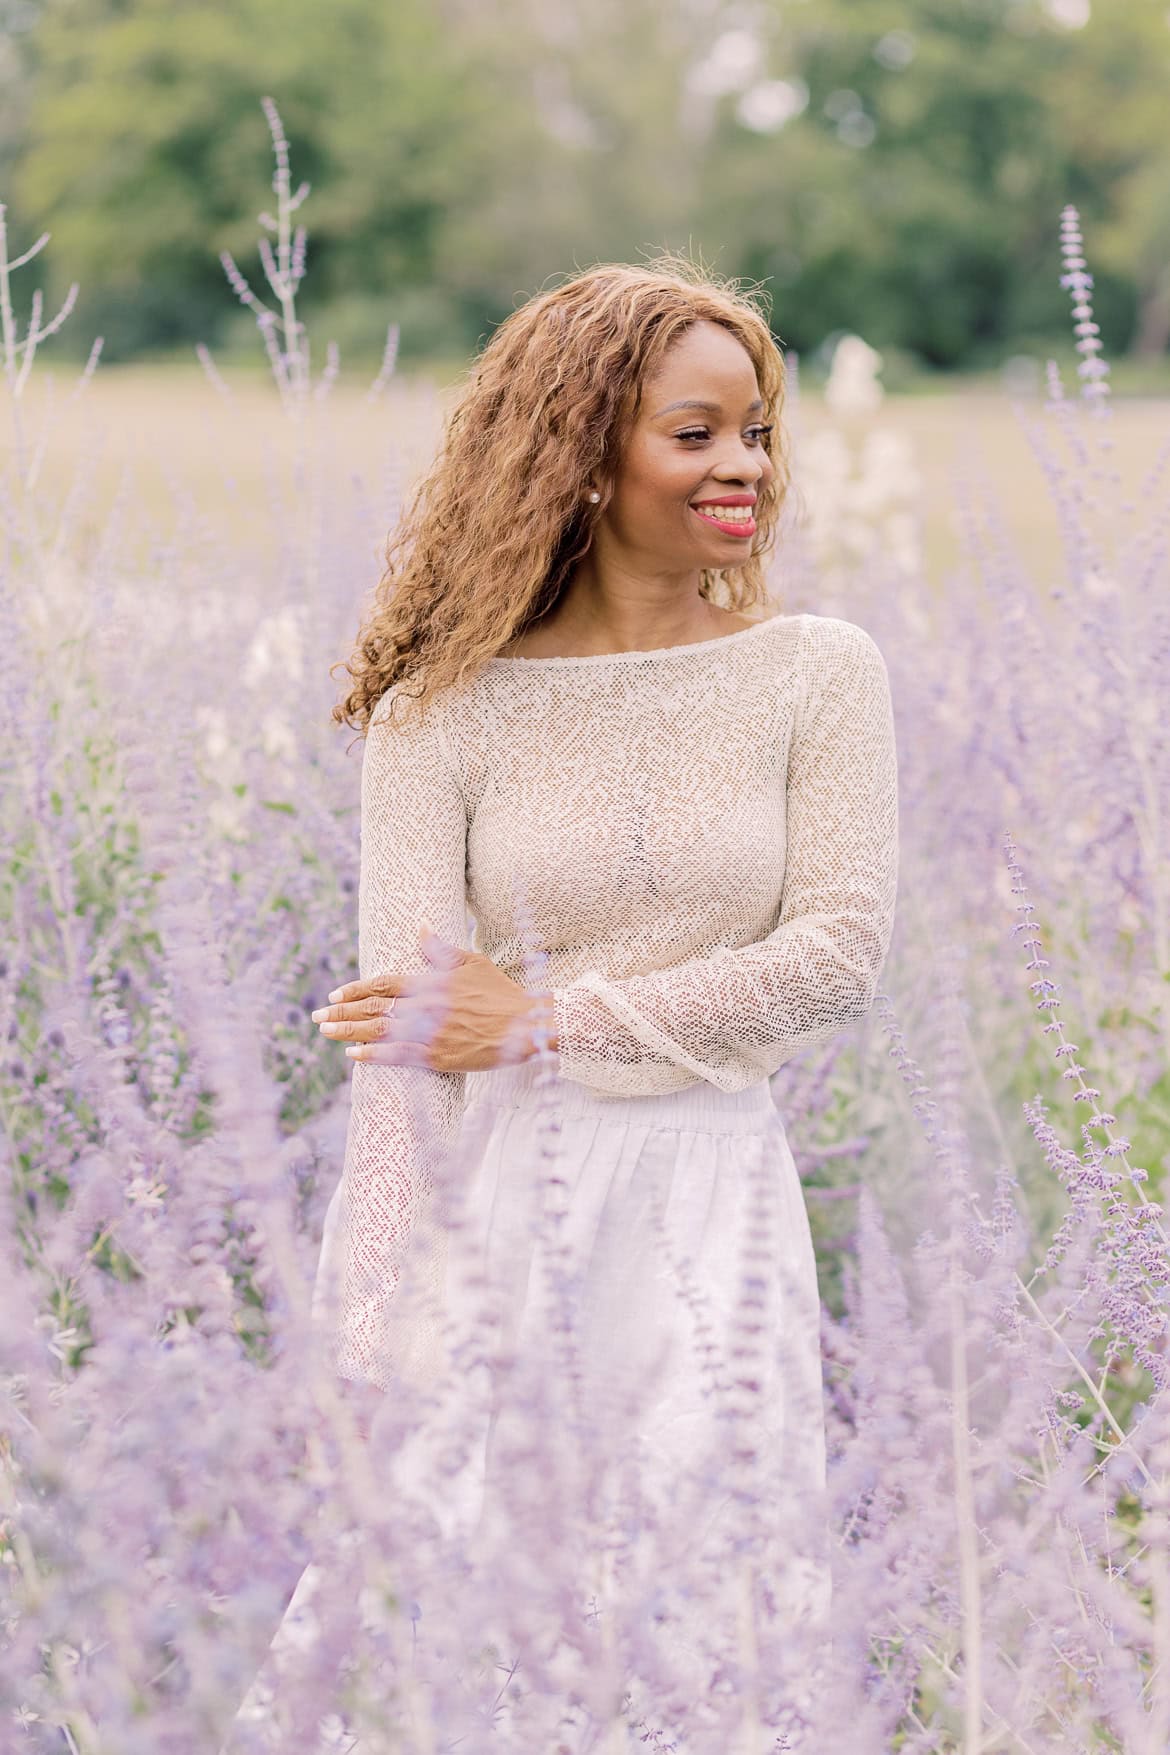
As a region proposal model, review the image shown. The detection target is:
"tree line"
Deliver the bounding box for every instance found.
[3,0,1169,370]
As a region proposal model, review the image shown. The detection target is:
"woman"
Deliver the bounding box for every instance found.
[255,256,898,1750]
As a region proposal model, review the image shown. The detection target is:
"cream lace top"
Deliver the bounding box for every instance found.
[320,610,899,1389]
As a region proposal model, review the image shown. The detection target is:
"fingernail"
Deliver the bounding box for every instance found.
[345,1046,362,1059]
[328,988,344,1002]
[311,1008,327,1021]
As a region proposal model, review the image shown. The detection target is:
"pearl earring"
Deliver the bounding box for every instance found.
[588,490,601,503]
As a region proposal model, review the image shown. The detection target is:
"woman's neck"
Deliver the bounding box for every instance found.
[520,565,744,659]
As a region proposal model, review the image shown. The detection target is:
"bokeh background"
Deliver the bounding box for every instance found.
[3,0,1169,384]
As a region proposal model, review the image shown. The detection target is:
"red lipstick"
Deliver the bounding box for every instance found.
[690,494,757,539]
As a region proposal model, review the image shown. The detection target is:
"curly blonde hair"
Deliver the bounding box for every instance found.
[331,252,792,735]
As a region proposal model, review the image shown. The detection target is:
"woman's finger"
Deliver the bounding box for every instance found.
[317,1017,391,1042]
[325,971,425,1005]
[326,979,365,1004]
[311,996,392,1024]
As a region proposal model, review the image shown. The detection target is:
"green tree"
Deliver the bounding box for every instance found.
[9,0,1170,368]
[12,0,491,357]
[420,0,1169,369]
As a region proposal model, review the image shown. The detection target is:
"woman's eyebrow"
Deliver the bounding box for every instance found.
[653,397,766,417]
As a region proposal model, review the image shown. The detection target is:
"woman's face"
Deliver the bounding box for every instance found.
[599,319,776,573]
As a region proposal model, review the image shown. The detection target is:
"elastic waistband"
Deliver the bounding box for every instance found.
[463,1057,781,1137]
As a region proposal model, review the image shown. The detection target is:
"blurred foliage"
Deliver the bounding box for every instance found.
[2,0,1169,367]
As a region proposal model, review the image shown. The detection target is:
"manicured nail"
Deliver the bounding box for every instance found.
[345,1046,362,1059]
[328,988,344,1002]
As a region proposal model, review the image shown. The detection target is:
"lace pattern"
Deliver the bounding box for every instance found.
[320,611,899,1388]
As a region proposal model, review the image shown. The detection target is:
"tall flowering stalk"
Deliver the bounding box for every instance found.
[1059,204,1112,416]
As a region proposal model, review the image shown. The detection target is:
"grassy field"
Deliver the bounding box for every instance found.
[13,361,1168,595]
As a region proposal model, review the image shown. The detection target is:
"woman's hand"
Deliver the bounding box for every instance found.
[310,925,558,1073]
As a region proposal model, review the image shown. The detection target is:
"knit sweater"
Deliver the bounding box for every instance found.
[322,610,899,1388]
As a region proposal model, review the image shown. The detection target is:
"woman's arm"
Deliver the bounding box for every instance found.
[316,687,469,1392]
[549,618,899,1096]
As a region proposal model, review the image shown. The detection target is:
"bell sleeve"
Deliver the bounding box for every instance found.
[548,617,899,1097]
[313,686,469,1392]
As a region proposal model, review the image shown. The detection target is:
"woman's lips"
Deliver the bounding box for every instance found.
[690,505,757,538]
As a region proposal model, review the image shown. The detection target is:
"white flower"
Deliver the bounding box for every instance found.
[825,335,885,417]
[243,609,306,688]
[196,706,230,763]
[126,1175,167,1211]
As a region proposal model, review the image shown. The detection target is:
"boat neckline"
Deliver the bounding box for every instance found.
[485,610,794,669]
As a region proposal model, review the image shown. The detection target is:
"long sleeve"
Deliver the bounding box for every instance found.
[549,618,899,1096]
[315,687,469,1392]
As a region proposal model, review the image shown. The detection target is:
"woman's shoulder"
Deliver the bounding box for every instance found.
[798,611,889,671]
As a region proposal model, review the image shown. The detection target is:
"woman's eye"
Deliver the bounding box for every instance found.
[675,423,774,444]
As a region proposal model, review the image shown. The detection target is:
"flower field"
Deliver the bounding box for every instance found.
[3,112,1170,1754]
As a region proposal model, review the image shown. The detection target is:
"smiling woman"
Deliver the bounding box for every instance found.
[230,258,898,1751]
[523,318,779,653]
[328,252,792,724]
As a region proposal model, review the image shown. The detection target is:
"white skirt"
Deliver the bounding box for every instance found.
[228,1060,832,1753]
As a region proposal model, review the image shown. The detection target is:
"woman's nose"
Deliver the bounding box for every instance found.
[715,454,766,485]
